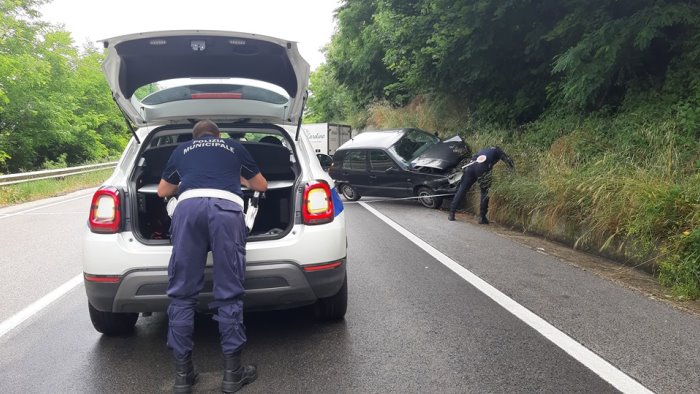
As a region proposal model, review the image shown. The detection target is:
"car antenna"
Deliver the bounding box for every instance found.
[294,91,308,142]
[113,95,141,144]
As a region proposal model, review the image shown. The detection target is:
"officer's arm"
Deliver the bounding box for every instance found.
[157,179,178,198]
[496,147,515,170]
[243,173,268,192]
[501,152,515,170]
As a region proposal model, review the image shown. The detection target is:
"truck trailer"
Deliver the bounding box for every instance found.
[303,123,352,155]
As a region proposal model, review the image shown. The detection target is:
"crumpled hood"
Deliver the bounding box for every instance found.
[411,135,470,170]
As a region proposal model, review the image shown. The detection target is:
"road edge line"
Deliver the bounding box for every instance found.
[0,274,83,339]
[359,202,653,394]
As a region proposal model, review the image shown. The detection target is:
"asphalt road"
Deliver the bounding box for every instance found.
[1,192,699,393]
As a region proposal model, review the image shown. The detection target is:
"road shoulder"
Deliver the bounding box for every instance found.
[453,209,700,317]
[358,200,700,393]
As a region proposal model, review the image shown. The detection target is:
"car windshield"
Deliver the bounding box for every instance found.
[388,129,440,166]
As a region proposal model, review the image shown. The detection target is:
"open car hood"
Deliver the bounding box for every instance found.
[411,136,470,170]
[101,30,310,126]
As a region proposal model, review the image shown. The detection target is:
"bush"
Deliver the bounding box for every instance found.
[660,228,700,299]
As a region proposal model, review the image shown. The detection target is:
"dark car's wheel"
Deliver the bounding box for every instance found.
[340,184,361,201]
[417,187,443,209]
[316,275,348,321]
[88,302,138,336]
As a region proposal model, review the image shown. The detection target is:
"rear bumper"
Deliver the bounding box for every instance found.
[85,259,346,313]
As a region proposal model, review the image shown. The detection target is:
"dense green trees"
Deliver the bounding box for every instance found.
[316,0,700,126]
[0,0,126,173]
[312,0,700,297]
[326,0,402,105]
[305,64,353,123]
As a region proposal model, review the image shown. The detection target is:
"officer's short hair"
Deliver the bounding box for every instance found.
[192,120,220,138]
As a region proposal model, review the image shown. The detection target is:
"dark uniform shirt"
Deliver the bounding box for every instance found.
[471,146,514,177]
[162,135,260,198]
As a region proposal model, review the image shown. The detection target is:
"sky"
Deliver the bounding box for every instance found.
[38,0,342,71]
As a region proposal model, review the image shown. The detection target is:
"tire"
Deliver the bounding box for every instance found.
[417,187,443,209]
[316,275,348,321]
[88,302,138,336]
[340,184,361,201]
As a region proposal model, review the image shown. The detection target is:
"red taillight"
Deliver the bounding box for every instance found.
[89,186,121,234]
[191,93,242,99]
[302,180,334,225]
[84,274,122,283]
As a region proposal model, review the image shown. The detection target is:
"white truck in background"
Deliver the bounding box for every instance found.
[303,123,353,156]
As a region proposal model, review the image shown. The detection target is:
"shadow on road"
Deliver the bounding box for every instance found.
[85,305,351,393]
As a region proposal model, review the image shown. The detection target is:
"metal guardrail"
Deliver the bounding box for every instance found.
[0,162,118,187]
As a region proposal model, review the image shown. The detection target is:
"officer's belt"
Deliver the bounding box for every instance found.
[178,188,244,208]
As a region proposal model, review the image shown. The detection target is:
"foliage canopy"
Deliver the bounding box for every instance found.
[0,0,127,173]
[316,0,700,127]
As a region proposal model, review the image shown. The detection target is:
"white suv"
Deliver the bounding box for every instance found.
[83,31,348,335]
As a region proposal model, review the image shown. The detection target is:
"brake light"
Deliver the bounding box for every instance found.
[302,180,334,225]
[89,186,121,234]
[191,93,242,99]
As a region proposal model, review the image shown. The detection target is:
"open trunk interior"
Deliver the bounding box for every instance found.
[129,126,299,243]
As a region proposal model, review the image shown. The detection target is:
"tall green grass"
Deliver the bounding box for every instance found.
[0,168,113,208]
[366,95,472,137]
[366,98,700,299]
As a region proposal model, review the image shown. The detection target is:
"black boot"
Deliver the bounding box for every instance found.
[448,211,455,221]
[173,358,198,394]
[222,351,257,393]
[479,193,490,225]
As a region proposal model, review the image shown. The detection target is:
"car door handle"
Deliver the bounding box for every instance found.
[369,175,377,179]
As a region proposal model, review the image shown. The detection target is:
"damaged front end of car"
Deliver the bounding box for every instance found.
[411,135,471,187]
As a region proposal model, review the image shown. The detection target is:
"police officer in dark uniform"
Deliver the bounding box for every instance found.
[157,120,268,394]
[448,146,514,223]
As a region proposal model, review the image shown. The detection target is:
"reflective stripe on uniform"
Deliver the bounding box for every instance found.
[179,188,244,208]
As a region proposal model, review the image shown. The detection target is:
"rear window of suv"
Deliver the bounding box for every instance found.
[140,83,289,105]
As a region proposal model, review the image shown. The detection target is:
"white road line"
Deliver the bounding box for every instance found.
[0,274,83,339]
[0,193,92,220]
[359,202,653,394]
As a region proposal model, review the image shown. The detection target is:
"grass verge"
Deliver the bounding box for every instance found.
[365,97,700,299]
[0,168,113,208]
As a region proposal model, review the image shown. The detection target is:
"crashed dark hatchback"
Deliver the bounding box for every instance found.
[328,128,470,208]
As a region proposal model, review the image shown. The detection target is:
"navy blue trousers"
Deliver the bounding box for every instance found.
[166,197,247,360]
[449,166,492,217]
